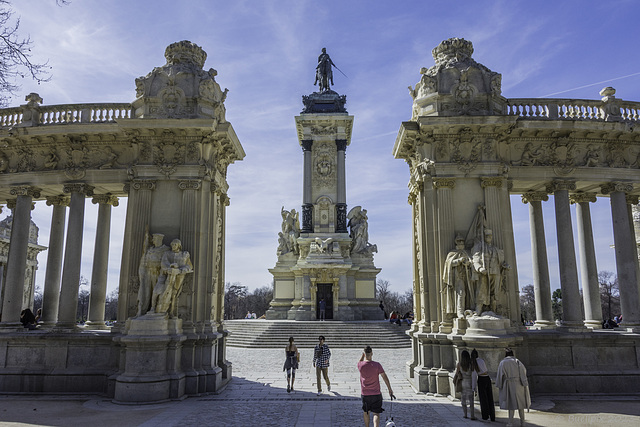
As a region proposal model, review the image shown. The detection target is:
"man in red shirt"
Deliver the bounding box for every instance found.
[357,346,395,427]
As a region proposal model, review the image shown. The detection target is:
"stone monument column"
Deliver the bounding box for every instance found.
[301,140,313,233]
[548,181,585,330]
[178,179,202,333]
[335,139,348,233]
[56,183,94,329]
[626,195,640,290]
[0,186,39,327]
[116,180,155,325]
[408,190,423,327]
[86,194,118,329]
[41,196,69,326]
[522,192,554,329]
[434,178,455,333]
[570,192,603,329]
[602,182,640,330]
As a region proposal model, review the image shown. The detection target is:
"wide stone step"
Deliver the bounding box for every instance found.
[223,320,412,348]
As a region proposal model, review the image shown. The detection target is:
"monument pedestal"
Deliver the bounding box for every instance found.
[113,314,186,404]
[465,312,511,336]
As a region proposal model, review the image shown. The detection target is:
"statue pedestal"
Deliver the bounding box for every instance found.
[113,314,186,404]
[465,312,510,336]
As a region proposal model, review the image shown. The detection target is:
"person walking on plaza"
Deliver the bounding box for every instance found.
[497,348,530,426]
[319,298,326,321]
[358,346,395,427]
[283,336,300,393]
[313,335,331,395]
[471,348,495,421]
[454,350,477,420]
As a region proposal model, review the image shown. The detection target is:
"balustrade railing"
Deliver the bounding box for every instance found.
[507,98,640,122]
[0,103,133,127]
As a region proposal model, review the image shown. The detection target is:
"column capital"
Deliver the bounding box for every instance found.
[46,195,70,207]
[569,192,597,204]
[546,180,576,193]
[63,183,94,196]
[301,139,313,152]
[92,194,119,206]
[128,179,157,192]
[521,191,548,204]
[481,177,504,188]
[220,193,230,206]
[626,194,639,205]
[9,186,41,198]
[335,139,347,152]
[433,177,455,190]
[178,179,202,191]
[601,182,633,195]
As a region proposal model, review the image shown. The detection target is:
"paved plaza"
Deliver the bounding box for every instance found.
[0,346,639,426]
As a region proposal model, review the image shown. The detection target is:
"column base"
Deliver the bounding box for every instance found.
[532,320,556,330]
[584,320,603,329]
[84,321,108,330]
[620,323,640,333]
[0,322,25,332]
[557,321,590,333]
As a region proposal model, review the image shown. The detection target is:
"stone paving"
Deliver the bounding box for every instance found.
[1,345,640,426]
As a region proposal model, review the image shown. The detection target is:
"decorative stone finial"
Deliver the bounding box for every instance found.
[164,41,207,69]
[432,38,474,66]
[599,86,616,98]
[25,93,43,107]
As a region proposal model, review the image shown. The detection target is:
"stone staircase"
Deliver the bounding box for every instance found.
[223,320,412,348]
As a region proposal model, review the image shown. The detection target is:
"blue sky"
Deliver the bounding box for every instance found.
[3,1,640,296]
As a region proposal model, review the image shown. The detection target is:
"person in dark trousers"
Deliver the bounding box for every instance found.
[471,348,495,421]
[358,346,395,427]
[319,298,326,321]
[313,336,331,395]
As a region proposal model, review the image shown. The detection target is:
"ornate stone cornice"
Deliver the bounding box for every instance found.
[546,180,576,193]
[301,140,313,152]
[481,177,503,188]
[601,182,633,195]
[626,194,639,205]
[63,183,94,196]
[433,178,455,190]
[10,186,41,198]
[46,195,70,207]
[92,194,119,206]
[569,192,597,204]
[335,139,347,152]
[521,192,549,204]
[178,179,202,191]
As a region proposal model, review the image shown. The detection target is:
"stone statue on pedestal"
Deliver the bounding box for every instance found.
[442,235,472,318]
[347,206,377,254]
[315,48,335,93]
[471,228,509,314]
[151,239,193,316]
[280,207,301,255]
[137,232,170,316]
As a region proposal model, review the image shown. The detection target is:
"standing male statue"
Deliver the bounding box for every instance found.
[151,239,194,317]
[315,47,335,92]
[442,235,472,318]
[137,232,170,316]
[471,228,509,314]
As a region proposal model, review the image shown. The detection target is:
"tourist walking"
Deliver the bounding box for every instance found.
[313,336,331,395]
[319,298,326,321]
[497,348,530,426]
[358,346,395,427]
[471,348,495,421]
[283,336,299,393]
[454,350,476,420]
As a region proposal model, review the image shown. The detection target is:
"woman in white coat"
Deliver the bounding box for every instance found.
[496,348,530,426]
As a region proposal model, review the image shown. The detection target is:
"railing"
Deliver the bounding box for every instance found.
[507,98,640,122]
[0,103,133,127]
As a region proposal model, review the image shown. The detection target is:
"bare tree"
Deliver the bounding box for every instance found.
[552,288,562,321]
[104,289,118,321]
[599,270,620,321]
[0,1,69,106]
[519,284,536,322]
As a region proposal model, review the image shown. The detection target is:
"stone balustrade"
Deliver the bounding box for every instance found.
[0,102,133,127]
[507,97,640,122]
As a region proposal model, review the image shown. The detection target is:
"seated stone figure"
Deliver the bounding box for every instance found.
[150,239,193,317]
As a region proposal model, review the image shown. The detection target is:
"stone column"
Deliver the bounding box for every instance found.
[408,189,423,327]
[570,192,602,329]
[56,183,94,329]
[522,192,554,329]
[85,194,119,329]
[548,180,585,330]
[335,139,348,233]
[41,196,69,326]
[178,179,202,332]
[0,186,40,328]
[423,173,439,330]
[434,178,455,333]
[602,182,640,330]
[301,140,313,233]
[626,196,640,296]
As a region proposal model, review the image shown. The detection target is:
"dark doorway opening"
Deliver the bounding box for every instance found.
[316,283,333,320]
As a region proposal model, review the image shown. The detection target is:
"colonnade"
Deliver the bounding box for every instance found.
[522,181,640,331]
[0,184,119,330]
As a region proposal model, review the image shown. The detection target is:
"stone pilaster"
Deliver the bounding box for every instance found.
[41,196,69,326]
[547,180,585,330]
[336,139,347,204]
[86,194,119,329]
[481,177,504,247]
[434,178,455,333]
[56,183,94,329]
[602,182,640,330]
[0,186,40,328]
[522,192,554,329]
[570,192,602,329]
[178,179,202,332]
